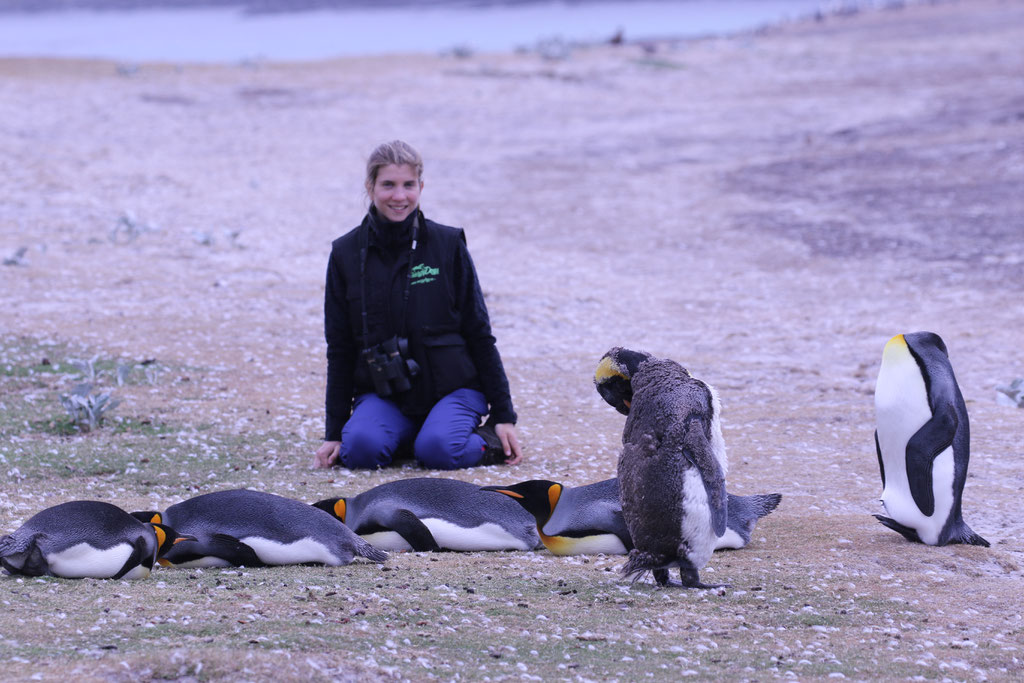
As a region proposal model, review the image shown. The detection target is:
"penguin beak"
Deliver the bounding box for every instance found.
[173,535,197,544]
[481,486,522,499]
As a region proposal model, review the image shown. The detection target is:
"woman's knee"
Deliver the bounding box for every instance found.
[414,429,473,470]
[338,427,392,469]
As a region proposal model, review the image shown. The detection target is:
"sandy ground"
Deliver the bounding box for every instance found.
[2,0,1024,673]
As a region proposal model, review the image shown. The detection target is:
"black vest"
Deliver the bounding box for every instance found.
[332,215,481,415]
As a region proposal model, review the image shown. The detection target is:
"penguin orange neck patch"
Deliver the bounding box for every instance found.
[547,484,562,514]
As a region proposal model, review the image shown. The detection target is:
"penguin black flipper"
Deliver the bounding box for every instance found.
[668,419,727,538]
[904,406,958,517]
[381,509,442,552]
[684,443,728,538]
[162,533,266,567]
[113,536,149,579]
[873,514,923,543]
[206,533,266,567]
[874,431,886,488]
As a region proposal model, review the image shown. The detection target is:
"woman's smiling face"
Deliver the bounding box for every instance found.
[371,163,423,222]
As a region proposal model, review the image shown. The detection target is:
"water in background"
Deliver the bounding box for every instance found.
[0,0,852,62]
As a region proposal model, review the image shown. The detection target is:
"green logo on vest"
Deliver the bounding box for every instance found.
[411,262,439,286]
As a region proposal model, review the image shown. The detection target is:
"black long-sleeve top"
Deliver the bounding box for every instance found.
[323,209,516,441]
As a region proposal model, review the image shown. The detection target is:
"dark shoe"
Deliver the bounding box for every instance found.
[476,423,509,465]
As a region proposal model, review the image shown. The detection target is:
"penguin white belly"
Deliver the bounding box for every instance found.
[241,537,339,565]
[680,468,717,569]
[120,564,153,579]
[875,345,956,545]
[45,542,136,579]
[360,531,412,552]
[714,528,746,551]
[542,533,627,556]
[167,557,233,569]
[422,518,532,551]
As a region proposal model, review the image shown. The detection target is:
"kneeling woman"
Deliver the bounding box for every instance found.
[313,140,522,470]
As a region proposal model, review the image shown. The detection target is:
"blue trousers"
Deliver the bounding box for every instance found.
[337,388,489,470]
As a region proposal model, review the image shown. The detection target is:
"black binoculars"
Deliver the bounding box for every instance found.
[361,336,420,397]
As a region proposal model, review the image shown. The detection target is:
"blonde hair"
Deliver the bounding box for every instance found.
[365,140,423,195]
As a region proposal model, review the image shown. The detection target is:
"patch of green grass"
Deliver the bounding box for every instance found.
[630,57,687,70]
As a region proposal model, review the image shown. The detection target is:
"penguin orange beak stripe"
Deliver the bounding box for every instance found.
[492,489,523,499]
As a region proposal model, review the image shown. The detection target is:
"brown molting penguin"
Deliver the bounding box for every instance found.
[596,347,729,588]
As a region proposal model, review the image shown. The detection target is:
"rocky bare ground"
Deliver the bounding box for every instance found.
[2,0,1024,679]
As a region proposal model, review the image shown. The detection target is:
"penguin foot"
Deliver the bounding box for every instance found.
[677,565,728,590]
[950,521,990,548]
[655,576,730,590]
[650,565,728,590]
[873,514,923,543]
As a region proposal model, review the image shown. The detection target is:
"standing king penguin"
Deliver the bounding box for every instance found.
[0,501,186,579]
[873,332,988,546]
[134,489,388,567]
[595,347,729,588]
[484,478,780,555]
[313,477,540,552]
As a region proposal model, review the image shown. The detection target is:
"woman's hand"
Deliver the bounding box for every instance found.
[494,423,523,465]
[314,441,341,468]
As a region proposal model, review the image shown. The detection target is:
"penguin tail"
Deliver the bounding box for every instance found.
[749,493,782,518]
[355,538,388,564]
[873,514,923,543]
[620,549,666,583]
[949,521,990,548]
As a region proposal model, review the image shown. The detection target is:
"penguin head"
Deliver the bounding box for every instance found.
[595,347,652,415]
[903,331,949,357]
[156,542,202,568]
[884,331,949,361]
[481,480,562,526]
[131,510,163,525]
[312,497,347,523]
[149,523,196,565]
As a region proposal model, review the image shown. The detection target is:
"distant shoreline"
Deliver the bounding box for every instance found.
[0,0,883,62]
